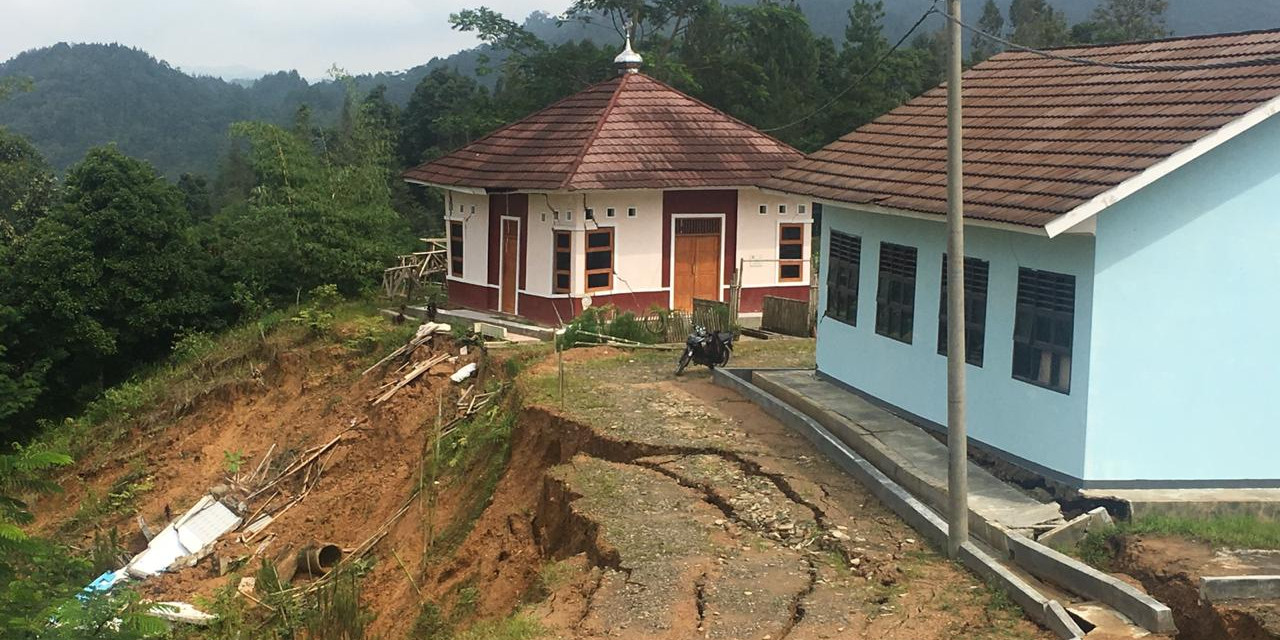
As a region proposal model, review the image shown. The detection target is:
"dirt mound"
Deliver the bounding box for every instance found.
[1113,535,1279,640]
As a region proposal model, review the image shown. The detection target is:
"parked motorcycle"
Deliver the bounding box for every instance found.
[675,326,734,375]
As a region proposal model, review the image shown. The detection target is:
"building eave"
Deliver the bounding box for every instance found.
[1044,92,1280,238]
[762,188,1052,237]
[402,178,488,196]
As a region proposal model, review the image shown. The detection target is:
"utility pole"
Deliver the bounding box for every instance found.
[945,0,969,561]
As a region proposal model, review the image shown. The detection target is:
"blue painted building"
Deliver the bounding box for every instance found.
[764,31,1280,488]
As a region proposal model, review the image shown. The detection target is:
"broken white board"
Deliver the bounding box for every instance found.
[125,496,241,578]
[126,527,186,578]
[150,601,216,626]
[451,362,478,383]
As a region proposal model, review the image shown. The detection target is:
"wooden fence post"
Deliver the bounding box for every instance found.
[808,281,819,336]
[729,258,743,326]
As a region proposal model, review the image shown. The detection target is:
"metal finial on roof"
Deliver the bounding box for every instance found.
[614,31,643,75]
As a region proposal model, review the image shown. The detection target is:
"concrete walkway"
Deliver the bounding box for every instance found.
[754,369,1065,540]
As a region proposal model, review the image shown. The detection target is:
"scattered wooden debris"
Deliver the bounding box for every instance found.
[361,322,450,376]
[371,353,451,405]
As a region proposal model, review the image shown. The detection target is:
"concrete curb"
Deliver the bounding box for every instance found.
[717,368,1180,637]
[1003,533,1176,634]
[958,542,1086,640]
[1200,575,1280,602]
[713,368,1084,639]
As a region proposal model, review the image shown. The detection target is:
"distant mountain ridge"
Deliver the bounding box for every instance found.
[1,1,1276,178]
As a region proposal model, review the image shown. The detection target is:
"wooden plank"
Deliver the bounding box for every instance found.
[761,295,812,337]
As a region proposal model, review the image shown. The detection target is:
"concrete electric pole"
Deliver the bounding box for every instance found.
[945,0,969,561]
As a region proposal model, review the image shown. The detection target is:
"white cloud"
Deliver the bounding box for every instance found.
[1,0,564,79]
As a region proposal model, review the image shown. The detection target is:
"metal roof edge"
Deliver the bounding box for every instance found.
[1044,92,1280,238]
[403,178,488,195]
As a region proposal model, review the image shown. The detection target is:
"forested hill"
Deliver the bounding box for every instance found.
[0,42,490,177]
[1,1,1277,178]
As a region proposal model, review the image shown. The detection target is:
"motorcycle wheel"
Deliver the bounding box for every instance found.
[718,348,732,367]
[674,350,692,376]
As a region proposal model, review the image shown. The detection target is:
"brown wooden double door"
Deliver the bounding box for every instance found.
[673,217,722,312]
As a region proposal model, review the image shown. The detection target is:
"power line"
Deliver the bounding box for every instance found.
[761,4,941,133]
[939,9,1280,72]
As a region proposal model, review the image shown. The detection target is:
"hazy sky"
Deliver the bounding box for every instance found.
[3,0,564,79]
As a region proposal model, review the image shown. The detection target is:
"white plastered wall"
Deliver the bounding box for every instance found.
[443,190,489,286]
[528,190,665,297]
[735,187,813,288]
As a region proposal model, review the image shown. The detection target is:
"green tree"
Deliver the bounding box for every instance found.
[674,1,833,149]
[970,0,1006,64]
[0,129,56,242]
[1073,0,1170,44]
[1009,0,1071,48]
[1,147,218,437]
[176,172,212,220]
[215,95,411,301]
[820,1,931,143]
[399,68,495,167]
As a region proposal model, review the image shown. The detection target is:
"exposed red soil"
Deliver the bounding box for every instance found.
[1112,535,1280,640]
[31,339,1054,639]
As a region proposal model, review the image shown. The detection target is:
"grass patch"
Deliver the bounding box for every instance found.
[1125,514,1280,549]
[451,612,544,640]
[1068,514,1280,571]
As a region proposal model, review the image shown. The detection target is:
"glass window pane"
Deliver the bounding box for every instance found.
[587,273,609,289]
[555,253,570,270]
[780,245,803,260]
[587,231,611,248]
[780,264,801,279]
[781,226,803,241]
[586,251,611,270]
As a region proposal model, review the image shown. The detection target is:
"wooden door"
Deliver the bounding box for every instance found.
[673,218,721,312]
[500,219,518,314]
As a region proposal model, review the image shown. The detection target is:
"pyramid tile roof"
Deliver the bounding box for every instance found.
[403,73,802,192]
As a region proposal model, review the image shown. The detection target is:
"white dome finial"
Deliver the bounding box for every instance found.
[614,29,642,74]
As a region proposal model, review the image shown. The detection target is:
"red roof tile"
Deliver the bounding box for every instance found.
[764,29,1280,229]
[403,73,801,192]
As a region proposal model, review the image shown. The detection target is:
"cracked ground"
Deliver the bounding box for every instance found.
[513,340,1051,640]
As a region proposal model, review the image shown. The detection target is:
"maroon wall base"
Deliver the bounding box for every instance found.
[586,291,669,315]
[737,285,810,313]
[517,294,581,326]
[446,279,497,312]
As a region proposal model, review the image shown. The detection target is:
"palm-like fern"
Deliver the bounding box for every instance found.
[0,445,72,550]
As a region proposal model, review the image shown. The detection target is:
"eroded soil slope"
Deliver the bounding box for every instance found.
[34,329,1052,639]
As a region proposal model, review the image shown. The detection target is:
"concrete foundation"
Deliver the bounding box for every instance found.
[1200,575,1280,602]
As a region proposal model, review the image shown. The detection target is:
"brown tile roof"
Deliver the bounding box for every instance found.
[764,29,1280,230]
[403,73,802,192]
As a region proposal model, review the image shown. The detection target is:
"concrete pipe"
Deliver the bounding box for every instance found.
[296,543,343,577]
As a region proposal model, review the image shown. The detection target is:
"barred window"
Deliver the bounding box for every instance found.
[937,257,989,367]
[825,231,861,326]
[1012,268,1075,394]
[449,221,463,277]
[778,224,804,282]
[875,242,917,343]
[553,231,571,293]
[584,228,613,292]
